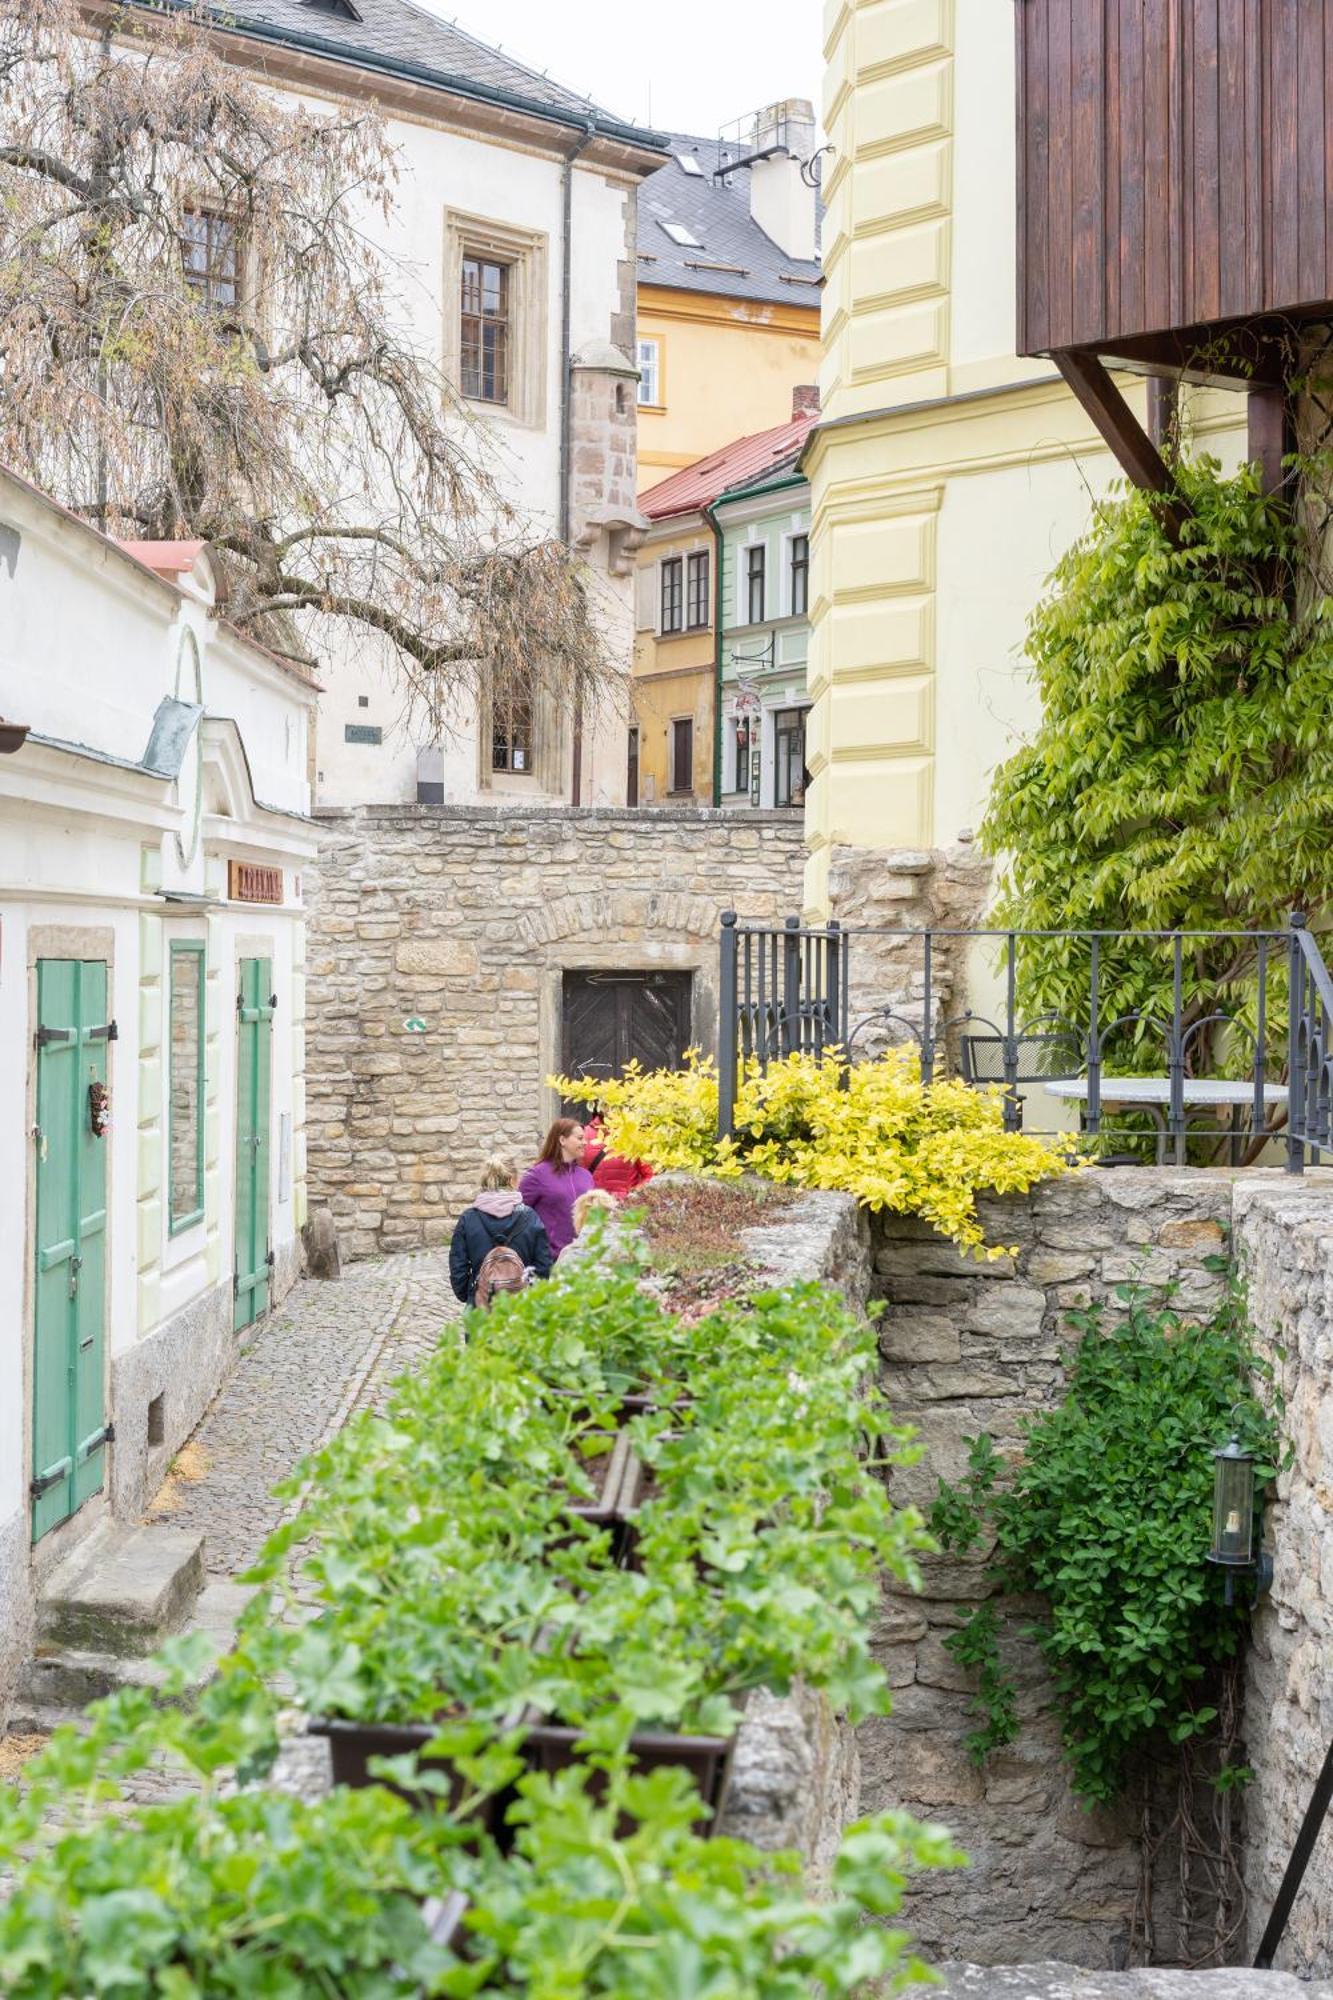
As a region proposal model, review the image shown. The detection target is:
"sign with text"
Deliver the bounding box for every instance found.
[228,861,284,905]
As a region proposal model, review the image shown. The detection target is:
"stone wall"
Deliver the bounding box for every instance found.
[1234,1174,1333,1977]
[304,805,807,1256]
[823,840,993,1056]
[866,1170,1252,1969]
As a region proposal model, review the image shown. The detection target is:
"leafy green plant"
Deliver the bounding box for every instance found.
[443,1765,964,1997]
[558,1048,1070,1255]
[930,1281,1282,1803]
[982,455,1333,1057]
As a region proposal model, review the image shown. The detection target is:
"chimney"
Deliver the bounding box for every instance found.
[792,384,820,420]
[746,99,818,264]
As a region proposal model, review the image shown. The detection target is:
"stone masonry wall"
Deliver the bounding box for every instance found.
[823,840,992,1056]
[866,1170,1249,1969]
[304,805,807,1255]
[1234,1173,1333,1977]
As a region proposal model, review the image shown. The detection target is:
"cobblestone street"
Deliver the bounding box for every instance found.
[145,1252,461,1579]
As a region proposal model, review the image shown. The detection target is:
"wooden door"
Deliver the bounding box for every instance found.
[234,958,274,1331]
[561,971,692,1093]
[31,959,110,1541]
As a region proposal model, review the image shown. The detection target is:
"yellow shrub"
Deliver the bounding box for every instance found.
[552,1048,1072,1256]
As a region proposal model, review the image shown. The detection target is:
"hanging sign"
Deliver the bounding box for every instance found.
[229,861,284,905]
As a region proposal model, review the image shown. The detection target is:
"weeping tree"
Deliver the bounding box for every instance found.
[982,452,1333,1078]
[0,0,609,720]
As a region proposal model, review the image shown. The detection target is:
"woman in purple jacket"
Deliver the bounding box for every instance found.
[519,1118,594,1257]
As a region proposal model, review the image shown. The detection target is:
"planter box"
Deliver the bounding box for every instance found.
[521,1720,735,1833]
[308,1716,516,1839]
[561,1428,635,1533]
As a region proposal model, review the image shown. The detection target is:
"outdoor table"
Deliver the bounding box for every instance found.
[1042,1078,1288,1166]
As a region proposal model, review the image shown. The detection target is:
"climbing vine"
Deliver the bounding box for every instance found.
[981,454,1333,1069]
[930,1274,1282,1807]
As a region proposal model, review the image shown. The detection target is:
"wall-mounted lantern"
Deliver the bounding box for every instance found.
[1206,1433,1272,1604]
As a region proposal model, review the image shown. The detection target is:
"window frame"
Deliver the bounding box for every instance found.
[460,253,512,406]
[492,688,535,775]
[773,705,809,810]
[686,549,710,630]
[670,715,695,795]
[788,531,810,618]
[167,940,206,1236]
[180,207,245,315]
[660,555,684,635]
[444,211,549,429]
[637,336,662,408]
[745,543,767,626]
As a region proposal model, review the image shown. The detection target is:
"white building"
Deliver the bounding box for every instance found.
[165,0,666,811]
[0,467,318,1704]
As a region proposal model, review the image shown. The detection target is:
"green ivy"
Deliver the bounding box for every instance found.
[930,1278,1283,1804]
[982,455,1333,1056]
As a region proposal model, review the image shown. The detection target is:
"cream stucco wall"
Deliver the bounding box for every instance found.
[805,0,1248,915]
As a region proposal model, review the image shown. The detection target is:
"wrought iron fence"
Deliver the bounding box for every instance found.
[717,910,1333,1173]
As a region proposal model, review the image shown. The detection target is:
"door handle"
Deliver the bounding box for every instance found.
[68,1253,83,1300]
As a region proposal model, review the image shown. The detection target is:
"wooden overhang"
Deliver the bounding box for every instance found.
[1015,0,1333,501]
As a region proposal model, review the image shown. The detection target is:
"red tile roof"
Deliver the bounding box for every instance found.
[639,413,815,521]
[114,539,208,576]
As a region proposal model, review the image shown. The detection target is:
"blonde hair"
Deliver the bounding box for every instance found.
[572,1188,618,1234]
[479,1152,519,1193]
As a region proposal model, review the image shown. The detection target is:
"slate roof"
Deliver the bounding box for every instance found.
[639,413,816,522]
[638,131,823,308]
[159,0,663,149]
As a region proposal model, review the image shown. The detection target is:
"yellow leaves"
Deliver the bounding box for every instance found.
[549,1048,1070,1255]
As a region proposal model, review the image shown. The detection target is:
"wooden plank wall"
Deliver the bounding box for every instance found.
[1017,0,1333,357]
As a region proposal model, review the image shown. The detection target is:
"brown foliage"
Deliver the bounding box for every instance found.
[0,0,610,715]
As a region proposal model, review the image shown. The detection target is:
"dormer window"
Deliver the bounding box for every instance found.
[661,222,702,248]
[301,0,363,18]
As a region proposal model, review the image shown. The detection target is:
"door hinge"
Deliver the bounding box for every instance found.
[269,993,278,1013]
[76,1423,114,1467]
[35,1025,72,1047]
[30,1460,71,1500]
[266,1247,275,1273]
[233,1271,240,1299]
[89,1021,118,1042]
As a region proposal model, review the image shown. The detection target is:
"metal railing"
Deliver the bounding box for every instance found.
[717,910,1333,1172]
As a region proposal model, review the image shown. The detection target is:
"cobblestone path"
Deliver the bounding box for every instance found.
[148,1250,461,1578]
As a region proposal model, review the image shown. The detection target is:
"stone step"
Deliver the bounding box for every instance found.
[36,1522,207,1658]
[21,1581,250,1713]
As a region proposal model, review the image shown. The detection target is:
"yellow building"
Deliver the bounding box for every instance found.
[635,104,822,485]
[804,0,1246,917]
[632,415,813,804]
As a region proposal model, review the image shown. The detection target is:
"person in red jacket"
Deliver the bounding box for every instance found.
[582,1108,654,1200]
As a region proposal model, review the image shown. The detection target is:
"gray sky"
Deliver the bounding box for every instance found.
[416,0,823,138]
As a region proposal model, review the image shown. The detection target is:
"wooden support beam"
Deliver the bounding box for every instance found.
[1056,350,1188,538]
[1247,383,1291,496]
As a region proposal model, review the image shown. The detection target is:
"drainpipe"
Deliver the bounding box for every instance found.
[704,500,725,807]
[561,121,596,806]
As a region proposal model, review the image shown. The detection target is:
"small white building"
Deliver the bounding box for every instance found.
[0,468,318,1706]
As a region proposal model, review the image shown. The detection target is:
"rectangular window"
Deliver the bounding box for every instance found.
[733,717,751,794]
[789,533,809,617]
[774,706,808,809]
[660,556,683,634]
[746,544,766,625]
[180,209,242,313]
[671,716,694,794]
[637,337,660,406]
[461,256,511,404]
[686,550,710,630]
[168,943,205,1233]
[493,691,533,773]
[627,725,640,807]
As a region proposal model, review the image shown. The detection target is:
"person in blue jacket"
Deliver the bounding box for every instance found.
[449,1152,553,1305]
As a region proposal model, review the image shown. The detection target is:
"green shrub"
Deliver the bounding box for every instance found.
[931,1279,1282,1803]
